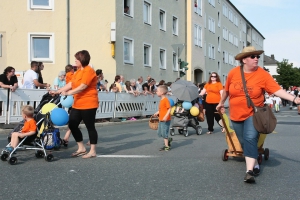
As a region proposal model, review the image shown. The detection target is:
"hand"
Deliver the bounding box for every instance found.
[61,91,68,96]
[49,90,58,96]
[216,103,223,111]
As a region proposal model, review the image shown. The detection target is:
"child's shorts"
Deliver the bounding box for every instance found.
[157,121,171,139]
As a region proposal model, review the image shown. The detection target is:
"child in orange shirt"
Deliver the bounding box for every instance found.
[153,85,172,151]
[6,105,37,152]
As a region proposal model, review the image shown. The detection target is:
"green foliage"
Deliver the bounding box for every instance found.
[273,59,300,89]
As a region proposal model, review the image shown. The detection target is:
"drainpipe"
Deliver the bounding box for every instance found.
[66,0,70,64]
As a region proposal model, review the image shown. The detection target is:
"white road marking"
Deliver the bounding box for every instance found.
[97,155,158,158]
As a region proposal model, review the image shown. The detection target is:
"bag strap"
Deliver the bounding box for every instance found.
[239,66,257,112]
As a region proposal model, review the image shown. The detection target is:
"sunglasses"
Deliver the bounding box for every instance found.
[211,75,217,78]
[249,55,260,59]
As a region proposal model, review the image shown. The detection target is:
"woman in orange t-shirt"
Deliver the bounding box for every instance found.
[216,46,300,183]
[199,72,223,134]
[51,50,99,159]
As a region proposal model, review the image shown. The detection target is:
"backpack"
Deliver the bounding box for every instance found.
[41,113,61,150]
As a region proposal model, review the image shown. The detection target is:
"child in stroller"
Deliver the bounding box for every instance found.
[1,93,61,165]
[170,99,202,137]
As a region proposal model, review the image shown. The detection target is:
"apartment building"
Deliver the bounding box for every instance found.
[188,0,264,84]
[0,0,186,85]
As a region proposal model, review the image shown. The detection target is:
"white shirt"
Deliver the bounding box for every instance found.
[273,96,281,104]
[22,69,38,89]
[265,98,273,105]
[136,81,142,92]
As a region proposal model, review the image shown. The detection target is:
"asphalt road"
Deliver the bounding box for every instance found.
[0,106,299,200]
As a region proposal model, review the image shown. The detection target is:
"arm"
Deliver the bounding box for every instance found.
[199,88,206,96]
[64,83,87,96]
[274,89,300,104]
[162,108,171,122]
[33,79,50,88]
[216,90,229,110]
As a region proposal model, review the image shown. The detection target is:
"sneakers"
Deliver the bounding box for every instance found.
[168,138,173,147]
[4,147,14,153]
[244,170,255,183]
[253,167,260,176]
[159,146,170,151]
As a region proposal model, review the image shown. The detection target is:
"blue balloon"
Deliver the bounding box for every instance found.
[60,95,74,108]
[50,108,69,126]
[168,98,175,107]
[182,101,192,110]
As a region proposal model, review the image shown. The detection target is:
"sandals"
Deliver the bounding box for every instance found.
[71,151,87,157]
[206,131,213,134]
[62,139,68,147]
[82,153,96,159]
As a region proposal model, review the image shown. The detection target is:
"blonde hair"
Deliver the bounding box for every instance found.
[158,85,168,94]
[22,105,34,118]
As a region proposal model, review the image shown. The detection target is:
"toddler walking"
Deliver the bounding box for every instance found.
[153,85,173,151]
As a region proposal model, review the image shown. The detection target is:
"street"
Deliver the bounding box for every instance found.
[0,106,299,200]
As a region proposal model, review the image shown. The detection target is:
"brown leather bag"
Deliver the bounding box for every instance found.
[240,66,277,134]
[196,103,205,122]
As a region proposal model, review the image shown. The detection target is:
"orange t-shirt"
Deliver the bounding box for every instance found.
[226,66,281,121]
[159,97,171,121]
[204,82,223,103]
[66,71,74,84]
[71,66,99,109]
[21,119,37,133]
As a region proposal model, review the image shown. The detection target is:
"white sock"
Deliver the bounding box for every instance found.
[254,165,260,169]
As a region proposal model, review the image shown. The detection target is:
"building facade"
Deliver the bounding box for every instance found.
[264,54,279,76]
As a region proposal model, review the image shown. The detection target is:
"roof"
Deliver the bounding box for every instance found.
[264,55,278,65]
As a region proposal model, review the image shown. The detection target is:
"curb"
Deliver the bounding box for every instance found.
[0,118,150,134]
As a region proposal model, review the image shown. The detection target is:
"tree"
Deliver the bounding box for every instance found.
[273,59,300,89]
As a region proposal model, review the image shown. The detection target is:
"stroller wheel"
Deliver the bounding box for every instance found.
[170,129,175,136]
[1,153,8,161]
[45,154,54,162]
[196,125,202,135]
[35,150,44,158]
[9,157,18,165]
[178,129,183,134]
[264,148,269,160]
[183,130,189,137]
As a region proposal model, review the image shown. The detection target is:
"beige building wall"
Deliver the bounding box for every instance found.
[0,0,116,85]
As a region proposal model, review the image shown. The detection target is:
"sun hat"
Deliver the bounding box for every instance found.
[235,46,264,60]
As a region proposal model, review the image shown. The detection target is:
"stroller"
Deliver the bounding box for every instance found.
[0,93,62,165]
[170,99,202,137]
[219,110,269,164]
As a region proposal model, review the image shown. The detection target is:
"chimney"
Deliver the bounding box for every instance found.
[271,54,275,59]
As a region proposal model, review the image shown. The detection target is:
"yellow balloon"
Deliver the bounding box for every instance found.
[190,106,200,116]
[41,103,57,114]
[171,106,176,116]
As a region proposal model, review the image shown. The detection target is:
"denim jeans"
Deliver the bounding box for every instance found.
[231,116,259,159]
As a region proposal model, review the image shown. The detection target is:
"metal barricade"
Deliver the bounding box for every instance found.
[8,89,48,123]
[114,93,145,118]
[96,92,116,119]
[0,89,8,123]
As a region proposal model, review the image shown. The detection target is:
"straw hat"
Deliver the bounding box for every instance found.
[235,46,264,60]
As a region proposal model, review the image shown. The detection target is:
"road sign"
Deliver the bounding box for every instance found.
[171,44,185,57]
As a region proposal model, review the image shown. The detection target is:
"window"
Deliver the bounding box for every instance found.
[228,9,233,22]
[208,44,215,59]
[208,0,215,7]
[159,9,166,31]
[208,17,215,33]
[143,44,151,67]
[29,33,54,62]
[0,34,2,57]
[194,24,202,47]
[223,3,228,18]
[223,51,228,64]
[159,48,166,69]
[223,27,228,40]
[123,38,134,64]
[172,16,178,35]
[143,1,151,24]
[29,0,53,10]
[218,36,220,52]
[194,0,202,16]
[124,0,133,17]
[173,52,178,71]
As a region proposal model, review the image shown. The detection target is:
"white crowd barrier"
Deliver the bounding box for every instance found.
[0,89,177,124]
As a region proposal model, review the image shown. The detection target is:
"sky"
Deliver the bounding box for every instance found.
[229,0,300,68]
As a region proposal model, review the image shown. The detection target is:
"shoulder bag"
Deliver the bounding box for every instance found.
[240,66,277,134]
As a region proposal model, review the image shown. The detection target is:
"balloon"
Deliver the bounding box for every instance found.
[60,95,74,108]
[182,101,192,110]
[41,103,57,114]
[190,106,200,116]
[171,106,176,115]
[168,98,175,107]
[50,108,69,126]
[194,103,199,108]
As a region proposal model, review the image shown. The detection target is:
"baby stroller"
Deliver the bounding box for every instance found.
[219,110,269,164]
[0,93,62,165]
[170,100,202,137]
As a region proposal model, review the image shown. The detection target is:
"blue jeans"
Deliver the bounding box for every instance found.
[157,121,171,139]
[231,116,259,159]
